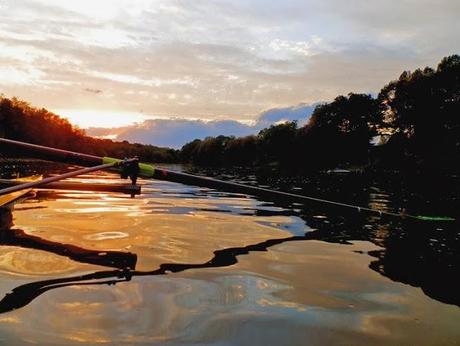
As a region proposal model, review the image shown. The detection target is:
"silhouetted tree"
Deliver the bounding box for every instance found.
[225,135,258,166]
[305,93,378,167]
[3,54,460,173]
[378,54,460,170]
[257,121,299,166]
[0,96,179,163]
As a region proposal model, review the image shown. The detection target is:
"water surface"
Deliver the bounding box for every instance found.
[0,162,459,345]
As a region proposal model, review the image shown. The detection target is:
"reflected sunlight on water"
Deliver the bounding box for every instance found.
[0,167,459,345]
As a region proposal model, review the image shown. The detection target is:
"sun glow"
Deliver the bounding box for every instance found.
[55,109,148,128]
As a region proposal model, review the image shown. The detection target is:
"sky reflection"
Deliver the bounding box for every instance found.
[0,171,459,344]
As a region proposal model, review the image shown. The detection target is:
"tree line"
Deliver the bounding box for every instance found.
[0,96,179,163]
[180,55,460,173]
[1,55,459,172]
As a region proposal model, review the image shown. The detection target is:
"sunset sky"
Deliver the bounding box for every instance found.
[1,0,459,146]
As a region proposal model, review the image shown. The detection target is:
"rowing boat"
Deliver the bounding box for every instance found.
[0,175,41,209]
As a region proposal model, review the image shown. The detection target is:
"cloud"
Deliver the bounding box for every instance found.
[0,0,458,127]
[99,119,254,149]
[86,103,315,148]
[256,104,316,127]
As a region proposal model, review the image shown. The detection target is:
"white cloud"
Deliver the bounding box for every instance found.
[0,0,458,127]
[56,109,148,128]
[0,66,45,85]
[269,37,322,57]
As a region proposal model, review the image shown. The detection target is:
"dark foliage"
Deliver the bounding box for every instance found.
[0,96,179,163]
[377,55,460,171]
[1,54,459,172]
[181,55,460,173]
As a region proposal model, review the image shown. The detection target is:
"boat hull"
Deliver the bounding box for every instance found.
[0,175,41,209]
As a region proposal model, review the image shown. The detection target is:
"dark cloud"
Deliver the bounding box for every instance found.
[84,88,103,94]
[257,104,316,127]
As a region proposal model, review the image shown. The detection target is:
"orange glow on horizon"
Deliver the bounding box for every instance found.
[54,109,149,129]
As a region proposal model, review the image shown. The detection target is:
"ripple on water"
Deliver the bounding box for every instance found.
[0,248,82,276]
[84,232,129,241]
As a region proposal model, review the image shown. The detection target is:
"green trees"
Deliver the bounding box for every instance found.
[0,96,179,163]
[306,93,378,168]
[2,54,459,172]
[0,97,85,150]
[181,55,460,172]
[179,135,257,166]
[180,94,378,170]
[378,55,460,170]
[225,135,258,166]
[257,121,298,166]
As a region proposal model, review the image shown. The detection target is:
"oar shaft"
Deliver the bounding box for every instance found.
[149,169,404,216]
[0,138,102,165]
[0,179,141,195]
[0,162,117,196]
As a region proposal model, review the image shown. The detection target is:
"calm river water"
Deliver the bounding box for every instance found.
[0,162,459,345]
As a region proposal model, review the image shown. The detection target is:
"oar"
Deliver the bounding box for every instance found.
[0,138,455,221]
[0,178,141,195]
[0,155,138,196]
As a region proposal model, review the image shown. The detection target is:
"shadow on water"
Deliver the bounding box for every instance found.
[301,208,460,307]
[190,168,460,307]
[0,207,138,313]
[0,229,307,314]
[0,208,137,270]
[0,204,458,313]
